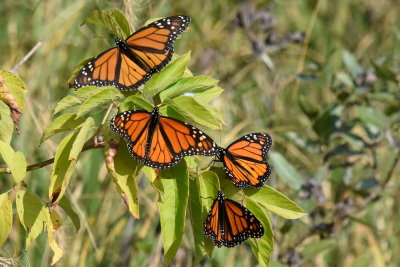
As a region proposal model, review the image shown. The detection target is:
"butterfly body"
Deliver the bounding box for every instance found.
[217,133,272,188]
[110,107,217,169]
[204,191,264,247]
[73,15,191,91]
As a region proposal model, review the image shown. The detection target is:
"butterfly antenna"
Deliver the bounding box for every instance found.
[200,196,214,201]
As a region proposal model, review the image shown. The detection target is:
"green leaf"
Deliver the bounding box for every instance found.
[110,10,131,39]
[245,186,307,219]
[192,86,224,103]
[247,198,274,267]
[342,50,362,78]
[16,189,48,248]
[69,117,94,161]
[159,76,219,101]
[144,53,191,98]
[164,96,224,129]
[59,196,80,232]
[0,70,28,110]
[52,95,83,115]
[269,152,305,190]
[78,88,124,117]
[121,95,154,112]
[40,113,86,144]
[106,141,142,218]
[357,106,388,130]
[302,239,336,260]
[153,160,189,265]
[53,86,116,115]
[0,139,26,183]
[298,94,319,119]
[0,101,13,144]
[198,171,220,255]
[49,132,78,204]
[83,10,130,39]
[0,193,12,247]
[46,210,63,264]
[371,61,398,82]
[188,179,207,264]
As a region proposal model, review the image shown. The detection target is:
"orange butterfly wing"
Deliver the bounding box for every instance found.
[144,114,217,168]
[204,191,264,247]
[110,110,152,163]
[110,108,217,169]
[73,15,190,91]
[219,133,272,188]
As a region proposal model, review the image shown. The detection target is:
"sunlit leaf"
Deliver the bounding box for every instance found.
[164,95,224,129]
[77,88,124,117]
[247,198,274,267]
[0,139,26,183]
[69,117,94,161]
[40,113,86,143]
[0,70,27,110]
[159,76,219,101]
[0,193,12,247]
[83,10,130,39]
[49,132,78,204]
[144,53,191,98]
[16,189,48,248]
[121,95,154,112]
[106,141,142,218]
[0,101,13,144]
[245,186,307,219]
[153,160,189,265]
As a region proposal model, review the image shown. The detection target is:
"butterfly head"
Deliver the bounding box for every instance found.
[217,191,225,201]
[115,38,127,50]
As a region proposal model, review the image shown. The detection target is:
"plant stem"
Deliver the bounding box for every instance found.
[0,137,105,175]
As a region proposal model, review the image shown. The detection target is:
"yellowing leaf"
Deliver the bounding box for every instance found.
[0,139,26,183]
[16,190,48,248]
[47,210,63,265]
[0,193,12,247]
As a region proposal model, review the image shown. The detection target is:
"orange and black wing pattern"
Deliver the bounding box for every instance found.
[218,133,272,188]
[144,115,217,168]
[73,15,190,91]
[109,109,152,163]
[204,191,264,247]
[110,107,217,169]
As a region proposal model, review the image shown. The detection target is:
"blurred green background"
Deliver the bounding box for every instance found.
[1,0,400,266]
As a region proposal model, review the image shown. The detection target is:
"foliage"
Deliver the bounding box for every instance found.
[1,0,400,266]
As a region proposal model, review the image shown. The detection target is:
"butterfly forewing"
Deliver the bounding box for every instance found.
[73,15,191,91]
[126,15,191,53]
[204,191,264,248]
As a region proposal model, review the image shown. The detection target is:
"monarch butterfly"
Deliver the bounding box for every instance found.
[217,133,272,188]
[110,107,217,169]
[204,191,264,247]
[73,15,191,91]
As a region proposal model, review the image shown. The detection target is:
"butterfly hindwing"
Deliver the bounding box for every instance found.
[219,133,272,188]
